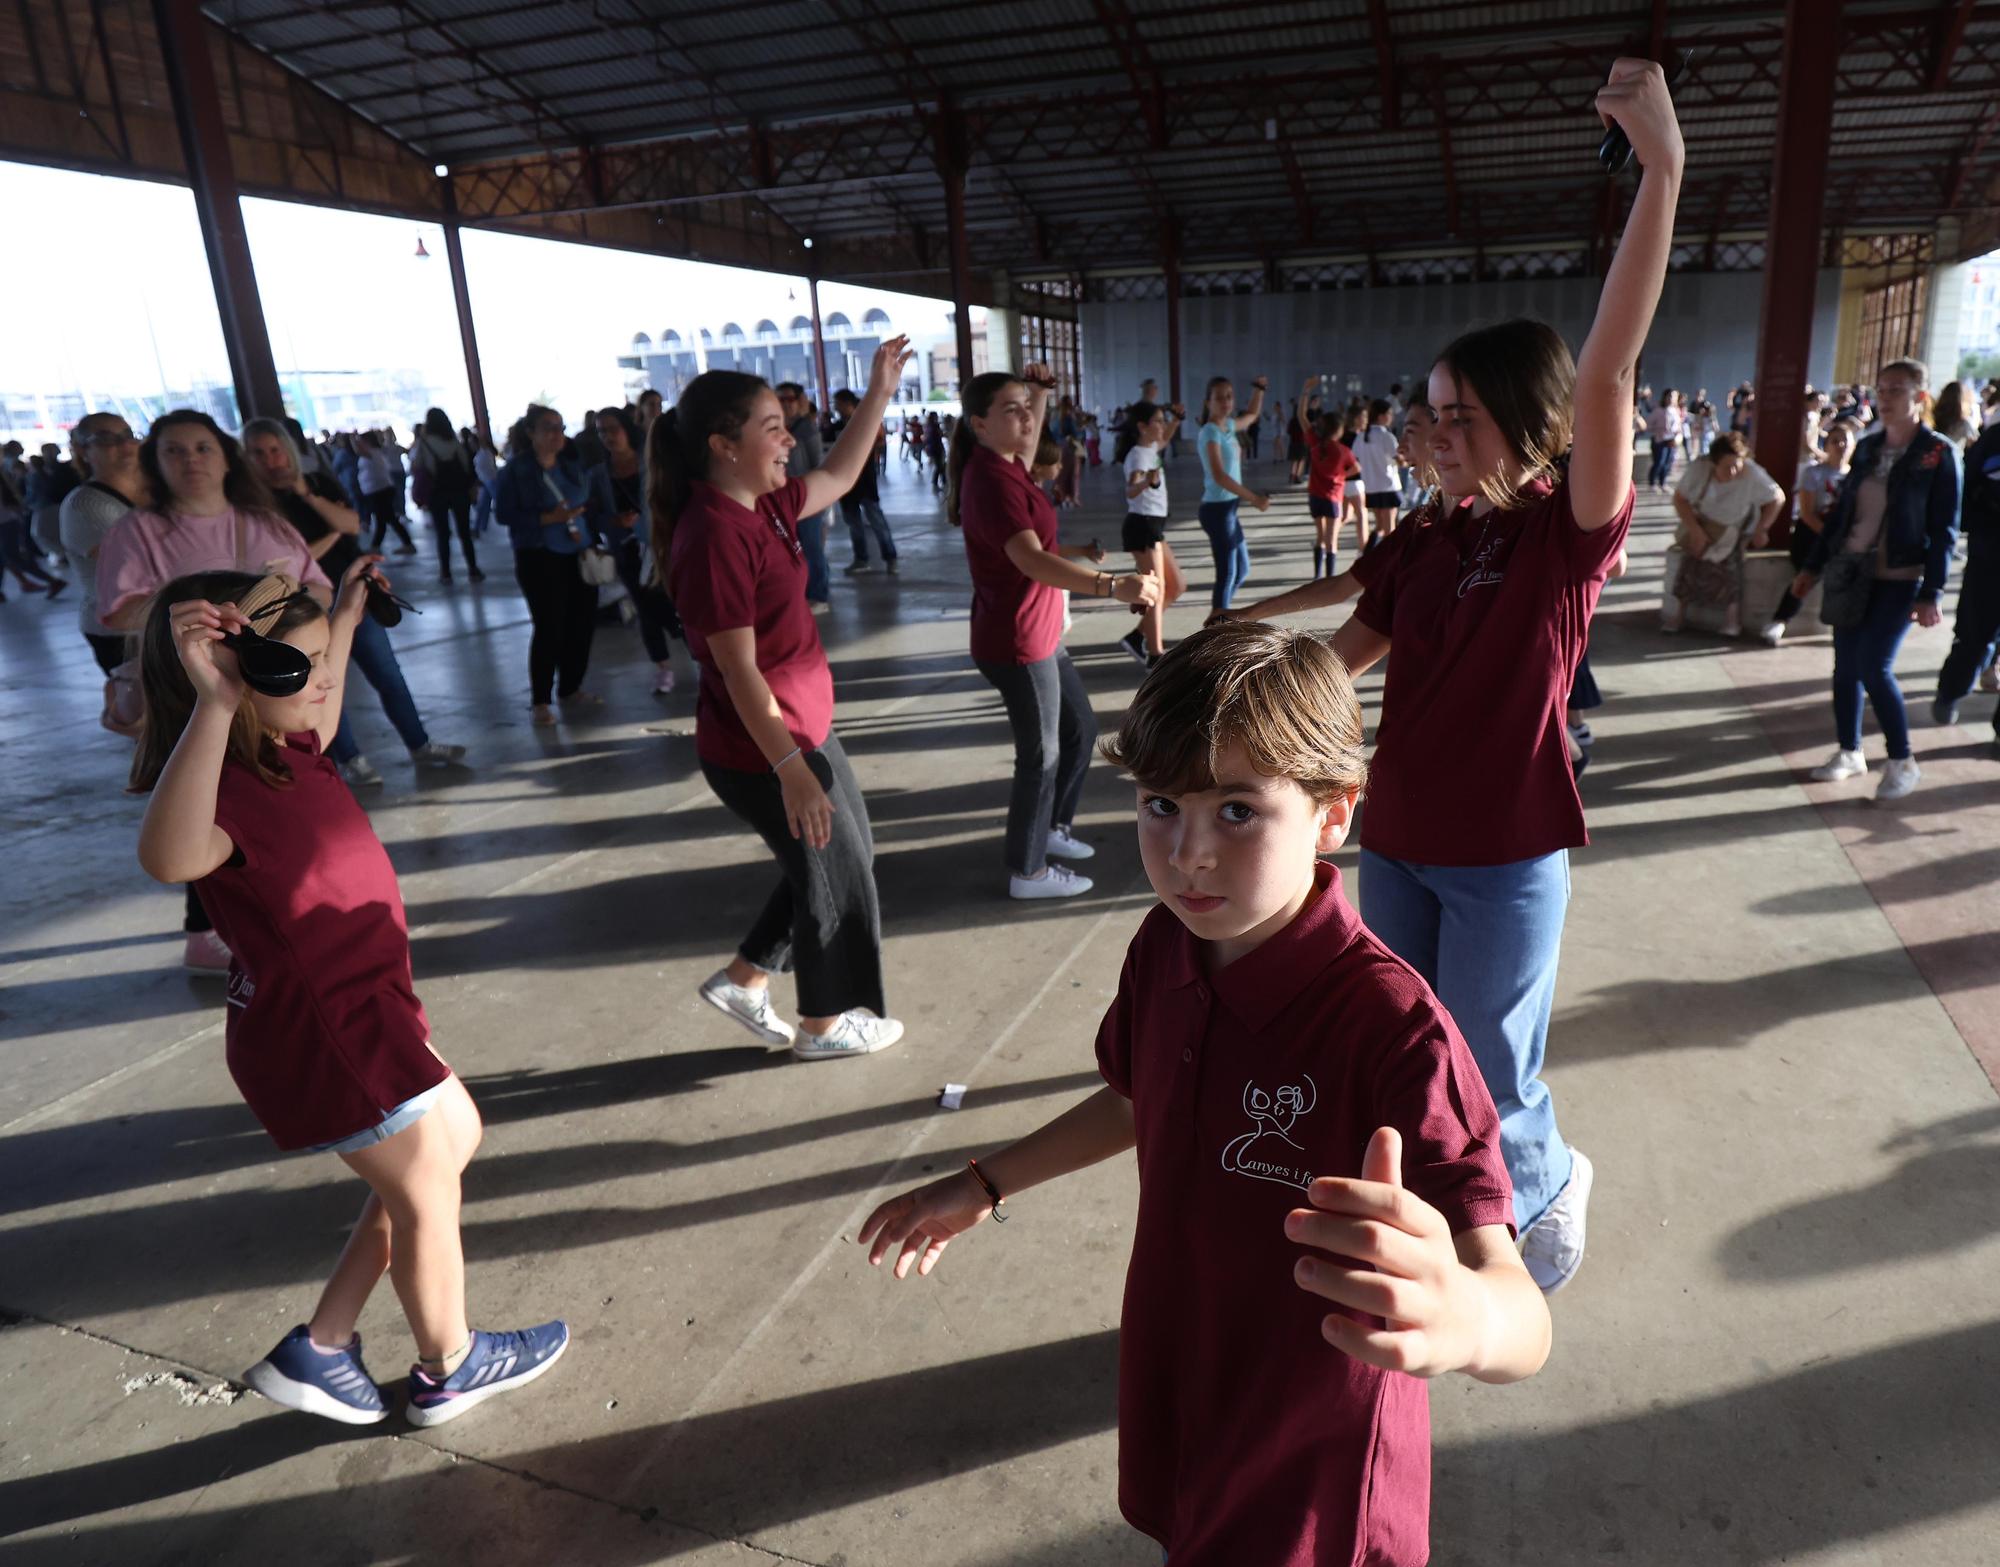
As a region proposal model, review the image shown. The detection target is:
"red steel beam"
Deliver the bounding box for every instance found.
[1945,99,2000,207]
[1367,0,1400,129]
[1428,64,1461,236]
[1161,216,1183,405]
[152,0,285,420]
[440,174,491,444]
[1929,0,1978,89]
[1752,0,1841,536]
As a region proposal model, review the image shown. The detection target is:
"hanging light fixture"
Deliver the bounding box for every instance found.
[414,236,431,259]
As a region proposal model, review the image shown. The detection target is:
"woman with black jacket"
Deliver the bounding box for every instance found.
[1792,359,1961,801]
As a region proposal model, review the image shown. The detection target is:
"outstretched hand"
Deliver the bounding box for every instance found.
[333,552,386,631]
[868,336,915,400]
[858,1169,995,1279]
[1596,57,1684,177]
[1285,1127,1490,1379]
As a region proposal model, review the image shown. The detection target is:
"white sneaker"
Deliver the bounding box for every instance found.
[409,742,465,767]
[1758,620,1786,646]
[1808,748,1868,783]
[808,600,831,616]
[1874,756,1921,802]
[792,1011,903,1061]
[1519,1147,1593,1294]
[183,930,233,973]
[697,970,796,1046]
[341,755,384,788]
[1046,825,1095,861]
[653,662,676,695]
[1009,864,1093,900]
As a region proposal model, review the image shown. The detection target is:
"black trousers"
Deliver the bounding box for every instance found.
[612,534,684,665]
[184,884,211,934]
[427,498,479,576]
[976,648,1094,877]
[365,490,414,551]
[701,732,885,1019]
[513,547,598,705]
[1937,543,2000,734]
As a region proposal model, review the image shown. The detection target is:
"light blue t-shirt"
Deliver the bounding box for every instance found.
[1198,422,1240,505]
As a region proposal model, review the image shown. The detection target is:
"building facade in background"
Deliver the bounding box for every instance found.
[620,308,981,406]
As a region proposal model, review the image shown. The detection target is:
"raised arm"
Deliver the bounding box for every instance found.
[1570,60,1684,533]
[802,336,915,514]
[1233,376,1269,433]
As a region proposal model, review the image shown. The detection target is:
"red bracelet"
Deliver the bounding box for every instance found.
[967,1158,1008,1223]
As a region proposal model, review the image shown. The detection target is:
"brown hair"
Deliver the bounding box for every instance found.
[1101,621,1368,805]
[127,571,328,794]
[1033,433,1062,471]
[1878,358,1929,390]
[1707,430,1750,462]
[946,371,1024,528]
[139,410,277,517]
[1433,318,1576,511]
[646,370,765,577]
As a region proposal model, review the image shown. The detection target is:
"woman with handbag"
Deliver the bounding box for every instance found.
[497,405,609,728]
[97,408,332,972]
[1792,359,1962,801]
[410,408,482,584]
[1661,431,1784,637]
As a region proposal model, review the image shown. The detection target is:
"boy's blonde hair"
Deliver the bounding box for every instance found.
[1101,622,1368,804]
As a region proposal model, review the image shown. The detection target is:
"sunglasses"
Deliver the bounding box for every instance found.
[1600,50,1691,175]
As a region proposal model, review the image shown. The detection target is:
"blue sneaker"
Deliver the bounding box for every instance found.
[243,1325,389,1425]
[405,1321,569,1427]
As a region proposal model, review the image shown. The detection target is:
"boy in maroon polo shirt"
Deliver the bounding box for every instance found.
[859,621,1550,1566]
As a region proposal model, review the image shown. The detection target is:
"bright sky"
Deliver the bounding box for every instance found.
[1,160,969,434]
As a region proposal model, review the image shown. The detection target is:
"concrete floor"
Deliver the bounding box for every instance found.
[2,447,1997,1566]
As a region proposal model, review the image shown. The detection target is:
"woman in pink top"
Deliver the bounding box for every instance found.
[98,409,330,973]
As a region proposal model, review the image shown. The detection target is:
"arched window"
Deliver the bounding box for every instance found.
[862,307,891,329]
[721,322,746,344]
[825,311,852,332]
[754,319,780,342]
[789,315,813,337]
[661,329,681,346]
[698,328,714,345]
[631,332,653,350]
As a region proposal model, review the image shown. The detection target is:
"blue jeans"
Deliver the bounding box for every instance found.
[331,613,429,764]
[841,498,898,563]
[1198,500,1250,610]
[1832,577,1921,759]
[1648,438,1676,488]
[1359,848,1574,1230]
[473,478,496,534]
[798,508,831,603]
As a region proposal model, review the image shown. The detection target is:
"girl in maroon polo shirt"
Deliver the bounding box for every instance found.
[131,562,567,1427]
[653,338,914,1060]
[1324,59,1685,1294]
[949,363,1162,901]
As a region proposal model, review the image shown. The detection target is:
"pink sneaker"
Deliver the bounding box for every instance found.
[183,930,233,973]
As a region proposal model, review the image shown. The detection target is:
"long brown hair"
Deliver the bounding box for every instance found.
[645,370,765,581]
[946,372,1022,528]
[127,571,327,794]
[1433,318,1576,511]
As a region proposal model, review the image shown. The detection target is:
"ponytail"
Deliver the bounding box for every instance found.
[946,371,1023,528]
[1114,400,1159,464]
[645,371,764,584]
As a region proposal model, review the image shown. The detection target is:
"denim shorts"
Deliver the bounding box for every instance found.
[308,1080,448,1155]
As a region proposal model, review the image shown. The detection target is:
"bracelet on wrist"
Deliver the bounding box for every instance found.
[967,1158,1008,1223]
[773,745,802,773]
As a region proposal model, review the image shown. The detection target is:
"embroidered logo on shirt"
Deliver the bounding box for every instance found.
[226,971,255,1009]
[1456,526,1507,598]
[1221,1076,1317,1190]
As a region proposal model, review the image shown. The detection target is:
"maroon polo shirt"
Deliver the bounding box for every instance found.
[1095,861,1515,1565]
[200,733,445,1150]
[1352,476,1631,866]
[669,476,835,773]
[959,443,1065,666]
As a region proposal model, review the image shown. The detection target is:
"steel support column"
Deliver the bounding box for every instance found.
[440,176,491,445]
[153,0,284,421]
[944,165,976,390]
[807,273,831,411]
[1162,218,1183,406]
[1751,0,1840,540]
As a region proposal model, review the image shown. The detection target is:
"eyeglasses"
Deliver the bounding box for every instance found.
[80,431,136,448]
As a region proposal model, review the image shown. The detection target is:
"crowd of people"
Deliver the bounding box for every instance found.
[9,59,2000,1567]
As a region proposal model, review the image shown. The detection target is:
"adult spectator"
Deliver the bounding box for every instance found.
[328,432,362,510]
[1793,359,1961,801]
[950,363,1161,901]
[27,441,78,561]
[637,388,663,437]
[242,418,464,784]
[655,341,914,1059]
[410,408,482,582]
[1646,388,1686,491]
[829,388,898,575]
[1932,381,1979,449]
[497,404,606,726]
[468,428,500,534]
[0,455,64,600]
[775,382,833,610]
[58,411,146,684]
[1932,417,2000,756]
[1196,374,1271,611]
[98,409,331,971]
[1662,432,1785,638]
[356,432,416,555]
[588,405,684,696]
